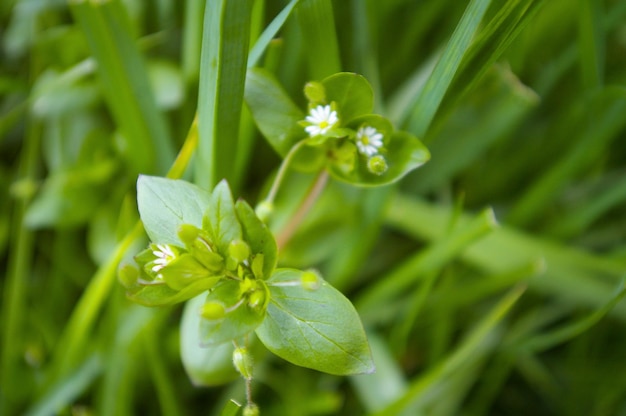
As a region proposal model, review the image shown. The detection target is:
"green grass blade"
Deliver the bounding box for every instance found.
[25,354,102,416]
[520,281,626,353]
[297,0,341,79]
[196,0,254,189]
[356,207,497,317]
[0,121,40,415]
[248,0,300,68]
[404,0,492,138]
[577,0,604,89]
[508,87,626,226]
[69,0,174,174]
[439,0,546,116]
[387,194,626,318]
[371,285,526,415]
[182,0,205,85]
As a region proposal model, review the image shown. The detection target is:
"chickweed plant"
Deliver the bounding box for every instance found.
[2,0,626,415]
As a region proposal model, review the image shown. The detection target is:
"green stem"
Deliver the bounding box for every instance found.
[262,139,307,207]
[276,169,329,250]
[0,120,41,415]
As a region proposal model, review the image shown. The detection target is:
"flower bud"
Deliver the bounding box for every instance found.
[243,403,259,416]
[229,239,250,264]
[304,81,326,103]
[255,201,273,223]
[200,302,225,320]
[367,155,388,175]
[232,347,254,380]
[177,224,200,246]
[247,290,267,313]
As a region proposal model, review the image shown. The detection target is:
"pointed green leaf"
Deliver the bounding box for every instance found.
[235,200,277,279]
[159,254,215,291]
[199,279,267,345]
[244,68,305,157]
[203,180,242,256]
[327,131,430,186]
[256,269,374,375]
[321,72,374,124]
[180,294,239,386]
[137,175,211,246]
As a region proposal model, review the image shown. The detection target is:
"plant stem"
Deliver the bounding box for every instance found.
[263,140,307,206]
[276,169,329,250]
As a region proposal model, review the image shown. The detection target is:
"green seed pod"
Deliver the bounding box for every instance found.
[243,403,260,416]
[232,347,254,380]
[229,239,251,264]
[301,270,321,291]
[367,155,388,175]
[200,302,226,320]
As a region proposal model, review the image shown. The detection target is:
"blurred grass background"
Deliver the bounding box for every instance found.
[1,0,626,415]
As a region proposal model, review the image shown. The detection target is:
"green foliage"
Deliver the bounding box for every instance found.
[3,0,626,415]
[258,269,375,376]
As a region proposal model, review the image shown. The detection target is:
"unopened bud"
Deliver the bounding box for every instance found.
[229,239,250,263]
[304,81,326,103]
[243,403,259,416]
[232,347,254,380]
[367,155,388,175]
[200,302,225,320]
[177,224,200,245]
[255,201,273,223]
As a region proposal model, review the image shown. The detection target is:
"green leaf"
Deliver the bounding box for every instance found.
[256,269,374,375]
[203,180,242,257]
[137,175,211,246]
[244,68,305,157]
[235,200,277,279]
[126,277,219,307]
[180,294,239,386]
[321,72,374,124]
[327,131,430,186]
[199,279,268,345]
[159,254,215,291]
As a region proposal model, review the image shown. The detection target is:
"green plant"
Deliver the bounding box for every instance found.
[2,0,626,415]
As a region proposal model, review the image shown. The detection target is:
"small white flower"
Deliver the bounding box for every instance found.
[355,126,384,157]
[151,244,176,272]
[304,104,339,137]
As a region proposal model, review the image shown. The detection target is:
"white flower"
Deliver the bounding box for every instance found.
[304,104,339,137]
[356,126,384,157]
[151,244,176,272]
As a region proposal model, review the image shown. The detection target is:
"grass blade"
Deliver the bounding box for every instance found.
[69,0,174,174]
[297,0,341,78]
[404,0,492,138]
[196,0,254,189]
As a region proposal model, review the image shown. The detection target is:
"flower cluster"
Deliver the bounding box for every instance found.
[301,102,387,175]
